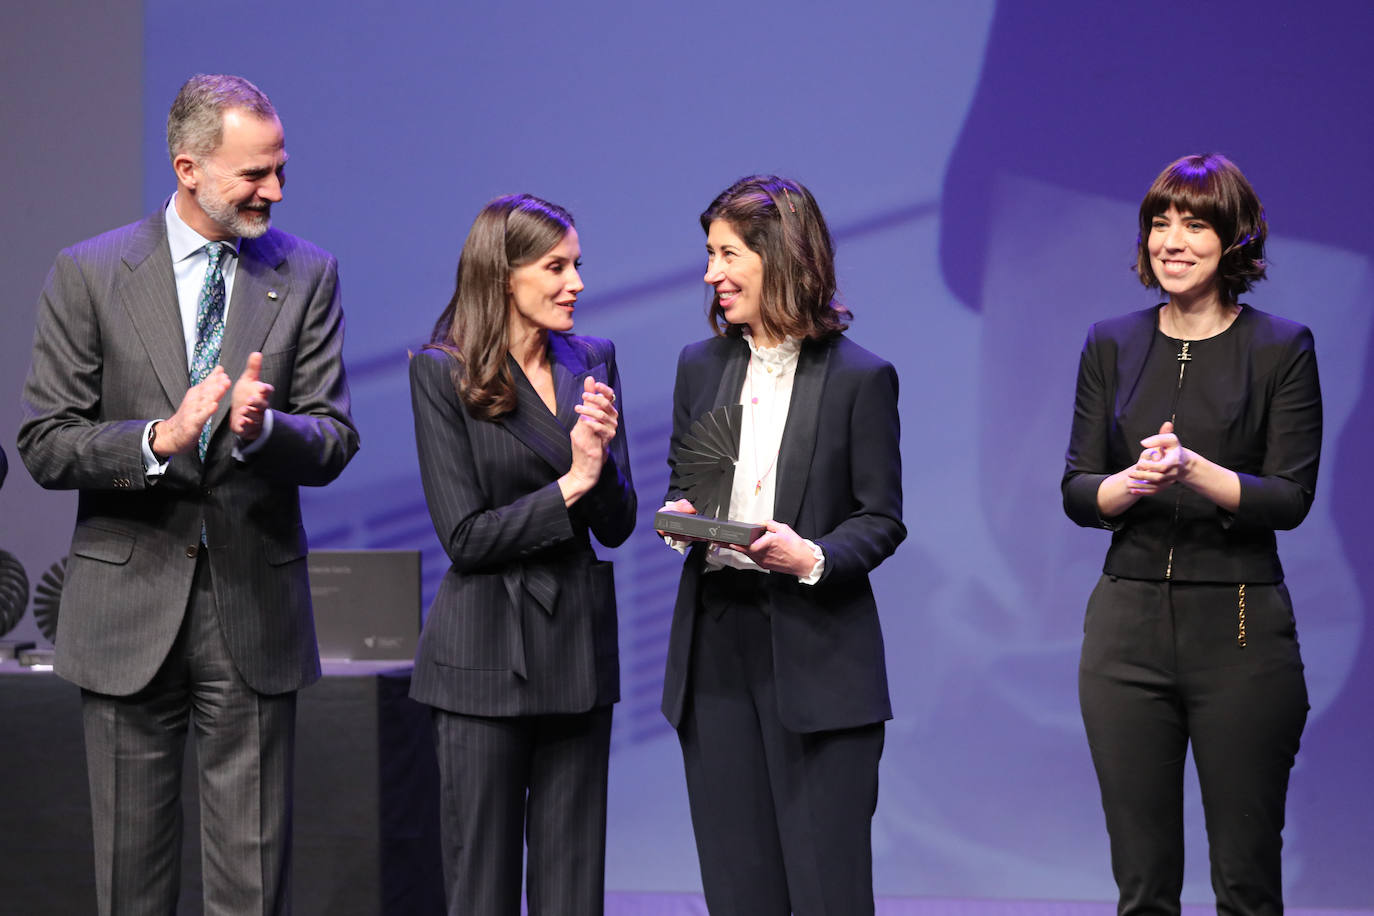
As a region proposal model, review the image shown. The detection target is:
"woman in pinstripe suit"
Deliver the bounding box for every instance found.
[409,194,636,915]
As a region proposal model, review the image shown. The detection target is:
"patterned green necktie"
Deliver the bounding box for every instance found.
[189,242,227,460]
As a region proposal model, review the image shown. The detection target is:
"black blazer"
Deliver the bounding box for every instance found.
[408,334,636,716]
[660,333,905,733]
[1062,304,1321,583]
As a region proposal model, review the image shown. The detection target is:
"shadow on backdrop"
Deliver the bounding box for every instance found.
[940,0,1374,904]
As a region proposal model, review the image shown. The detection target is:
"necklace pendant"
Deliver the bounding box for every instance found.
[1177,342,1192,362]
[754,480,762,496]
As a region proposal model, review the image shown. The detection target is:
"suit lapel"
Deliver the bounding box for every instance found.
[499,334,598,475]
[711,337,749,410]
[118,212,189,410]
[210,232,289,442]
[548,333,589,431]
[773,336,832,527]
[218,232,288,375]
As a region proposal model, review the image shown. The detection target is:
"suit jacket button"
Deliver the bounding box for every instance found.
[201,487,213,498]
[186,545,199,559]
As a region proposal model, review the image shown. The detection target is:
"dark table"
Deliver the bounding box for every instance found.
[0,660,444,915]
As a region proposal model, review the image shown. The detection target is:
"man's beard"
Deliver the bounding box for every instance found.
[199,185,271,239]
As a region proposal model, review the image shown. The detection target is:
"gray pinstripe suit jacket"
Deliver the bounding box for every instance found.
[408,336,635,716]
[18,207,359,696]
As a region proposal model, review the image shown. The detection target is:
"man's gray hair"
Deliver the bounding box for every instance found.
[166,74,277,162]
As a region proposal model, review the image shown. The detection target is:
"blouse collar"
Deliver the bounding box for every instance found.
[742,330,802,370]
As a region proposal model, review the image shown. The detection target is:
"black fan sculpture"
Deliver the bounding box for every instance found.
[33,558,66,644]
[0,550,29,637]
[671,404,742,520]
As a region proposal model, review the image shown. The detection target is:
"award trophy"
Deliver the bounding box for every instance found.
[0,549,33,660]
[654,405,767,547]
[0,550,28,639]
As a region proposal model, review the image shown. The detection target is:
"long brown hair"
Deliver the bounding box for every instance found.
[700,175,850,341]
[427,194,575,419]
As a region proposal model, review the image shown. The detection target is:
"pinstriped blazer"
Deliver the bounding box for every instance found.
[18,207,359,696]
[408,335,635,716]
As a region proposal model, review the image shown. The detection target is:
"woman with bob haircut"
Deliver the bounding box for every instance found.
[409,193,635,916]
[1063,154,1319,912]
[659,175,905,915]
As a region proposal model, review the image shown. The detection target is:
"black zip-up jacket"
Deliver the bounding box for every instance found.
[1062,304,1321,584]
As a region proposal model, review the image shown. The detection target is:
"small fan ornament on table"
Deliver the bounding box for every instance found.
[654,404,767,547]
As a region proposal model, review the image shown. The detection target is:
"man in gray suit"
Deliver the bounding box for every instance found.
[18,74,358,915]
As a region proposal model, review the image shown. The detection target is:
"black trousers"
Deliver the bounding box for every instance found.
[431,705,612,916]
[1079,575,1308,915]
[678,568,885,916]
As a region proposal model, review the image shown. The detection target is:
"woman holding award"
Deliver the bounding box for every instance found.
[409,194,635,916]
[659,175,905,915]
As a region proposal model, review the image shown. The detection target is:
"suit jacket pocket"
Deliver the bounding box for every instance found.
[429,571,512,671]
[589,559,618,648]
[586,560,620,704]
[257,346,297,371]
[257,346,297,405]
[70,524,135,565]
[263,523,309,566]
[588,560,615,603]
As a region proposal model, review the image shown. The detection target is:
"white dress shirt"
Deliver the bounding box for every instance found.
[142,195,273,473]
[667,332,825,584]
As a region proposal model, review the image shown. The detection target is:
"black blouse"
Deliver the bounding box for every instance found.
[1062,305,1322,583]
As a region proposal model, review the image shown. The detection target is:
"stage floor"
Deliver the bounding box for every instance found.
[598,896,1373,916]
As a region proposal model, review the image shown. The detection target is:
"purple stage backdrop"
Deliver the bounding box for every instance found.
[2,0,1369,908]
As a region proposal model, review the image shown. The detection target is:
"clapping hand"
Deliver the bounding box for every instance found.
[573,376,618,443]
[230,352,275,442]
[562,376,618,501]
[1127,421,1189,495]
[151,367,232,457]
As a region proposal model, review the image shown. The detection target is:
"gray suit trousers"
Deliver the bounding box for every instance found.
[81,556,297,916]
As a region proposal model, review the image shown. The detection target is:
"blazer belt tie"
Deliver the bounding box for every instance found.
[499,564,561,680]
